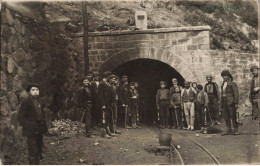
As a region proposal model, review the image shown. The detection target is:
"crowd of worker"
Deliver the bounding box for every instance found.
[17,65,259,164]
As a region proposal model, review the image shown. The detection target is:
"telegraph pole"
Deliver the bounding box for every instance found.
[82,1,89,74]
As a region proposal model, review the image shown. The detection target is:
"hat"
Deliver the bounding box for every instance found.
[184,81,190,86]
[172,78,178,82]
[121,75,128,82]
[197,84,203,90]
[250,65,259,72]
[26,83,40,92]
[109,74,117,80]
[102,71,112,79]
[130,82,135,86]
[221,70,233,80]
[160,81,167,86]
[93,71,100,76]
[206,75,213,79]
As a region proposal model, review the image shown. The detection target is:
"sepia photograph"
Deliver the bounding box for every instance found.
[0,0,259,165]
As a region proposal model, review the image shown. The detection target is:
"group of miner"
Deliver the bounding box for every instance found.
[17,66,259,164]
[78,71,142,138]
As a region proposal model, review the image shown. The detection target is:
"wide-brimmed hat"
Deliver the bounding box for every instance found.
[250,65,259,72]
[221,70,233,80]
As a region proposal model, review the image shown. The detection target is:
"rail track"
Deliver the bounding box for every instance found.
[153,126,221,165]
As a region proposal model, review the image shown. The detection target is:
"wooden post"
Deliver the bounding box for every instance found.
[82,1,89,74]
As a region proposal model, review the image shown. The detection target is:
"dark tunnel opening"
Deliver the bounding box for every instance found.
[112,58,185,125]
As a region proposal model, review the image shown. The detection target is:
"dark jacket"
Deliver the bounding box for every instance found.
[249,76,259,101]
[118,85,130,106]
[220,81,239,105]
[170,86,182,105]
[111,84,119,103]
[18,96,47,137]
[77,86,93,109]
[129,88,139,105]
[97,81,113,108]
[156,88,170,106]
[92,81,100,108]
[204,82,219,100]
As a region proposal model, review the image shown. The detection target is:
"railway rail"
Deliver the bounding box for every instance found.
[153,126,221,165]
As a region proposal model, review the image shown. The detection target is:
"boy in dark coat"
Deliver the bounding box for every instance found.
[77,74,94,138]
[92,71,102,127]
[220,70,239,135]
[156,81,171,128]
[18,83,47,165]
[129,81,140,129]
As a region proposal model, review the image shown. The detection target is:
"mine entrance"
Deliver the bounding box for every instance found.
[112,58,185,125]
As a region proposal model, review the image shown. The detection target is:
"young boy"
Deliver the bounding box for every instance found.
[156,81,171,128]
[170,78,183,129]
[129,81,140,129]
[77,74,94,138]
[196,84,209,133]
[18,83,48,165]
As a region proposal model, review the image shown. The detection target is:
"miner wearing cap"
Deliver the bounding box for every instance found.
[98,71,116,138]
[92,71,102,127]
[129,81,141,128]
[195,84,209,133]
[77,73,94,138]
[181,81,197,130]
[220,70,239,135]
[156,81,171,128]
[170,78,183,129]
[109,74,121,134]
[118,75,131,128]
[18,83,48,164]
[204,75,221,126]
[249,65,260,122]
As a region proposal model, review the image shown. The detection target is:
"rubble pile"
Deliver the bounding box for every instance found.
[48,119,82,136]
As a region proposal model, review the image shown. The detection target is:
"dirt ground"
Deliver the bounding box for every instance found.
[5,116,260,165]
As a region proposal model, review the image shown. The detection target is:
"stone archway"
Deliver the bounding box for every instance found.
[100,47,199,83]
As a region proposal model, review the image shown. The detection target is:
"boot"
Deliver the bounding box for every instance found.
[197,127,204,133]
[101,129,111,139]
[106,127,116,137]
[221,128,232,136]
[233,128,240,135]
[203,127,208,134]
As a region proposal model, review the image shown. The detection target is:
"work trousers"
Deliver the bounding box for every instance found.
[130,102,138,124]
[27,134,43,165]
[208,97,219,121]
[169,105,183,128]
[196,104,206,128]
[252,99,260,120]
[110,102,118,131]
[84,104,92,134]
[183,102,195,128]
[159,101,169,127]
[222,98,238,129]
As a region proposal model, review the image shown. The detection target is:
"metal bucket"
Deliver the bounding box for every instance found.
[159,133,172,146]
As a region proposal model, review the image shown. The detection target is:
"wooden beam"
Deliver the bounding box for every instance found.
[82,1,89,74]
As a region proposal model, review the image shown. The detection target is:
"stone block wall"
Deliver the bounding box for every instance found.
[1,4,82,163]
[72,26,211,72]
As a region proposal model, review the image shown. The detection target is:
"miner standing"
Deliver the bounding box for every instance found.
[98,71,116,138]
[77,73,94,138]
[156,81,171,128]
[220,70,239,135]
[18,83,48,165]
[249,66,260,126]
[181,81,197,130]
[204,75,221,126]
[170,78,183,129]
